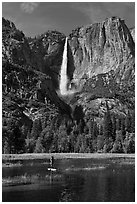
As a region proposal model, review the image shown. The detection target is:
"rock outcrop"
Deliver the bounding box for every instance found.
[68,17,134,86]
[2,16,135,153]
[67,17,135,120]
[2,18,66,89]
[29,31,65,88]
[2,18,31,66]
[130,27,135,42]
[3,17,135,91]
[2,17,71,139]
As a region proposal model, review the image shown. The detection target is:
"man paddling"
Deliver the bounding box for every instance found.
[50,156,54,168]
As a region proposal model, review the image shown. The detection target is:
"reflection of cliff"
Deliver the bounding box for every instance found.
[59,173,85,202]
[60,189,73,202]
[59,164,135,202]
[81,165,135,202]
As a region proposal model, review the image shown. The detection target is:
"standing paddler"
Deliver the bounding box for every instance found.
[50,156,54,168]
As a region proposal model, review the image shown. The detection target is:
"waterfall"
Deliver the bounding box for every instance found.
[59,37,79,96]
[59,37,68,95]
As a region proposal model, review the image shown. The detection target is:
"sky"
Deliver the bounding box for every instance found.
[2,2,135,37]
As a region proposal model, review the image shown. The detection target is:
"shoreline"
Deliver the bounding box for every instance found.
[2,153,135,162]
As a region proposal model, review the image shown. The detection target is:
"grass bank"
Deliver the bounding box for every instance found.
[2,173,63,186]
[2,153,135,162]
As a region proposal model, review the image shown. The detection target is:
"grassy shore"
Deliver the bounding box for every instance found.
[3,173,63,186]
[2,153,135,162]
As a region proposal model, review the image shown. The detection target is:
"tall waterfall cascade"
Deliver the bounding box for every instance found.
[59,37,79,96]
[59,37,68,95]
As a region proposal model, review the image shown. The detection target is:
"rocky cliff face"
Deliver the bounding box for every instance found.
[2,16,135,153]
[3,17,134,90]
[67,17,135,121]
[2,61,71,129]
[2,18,31,66]
[68,17,134,86]
[130,27,135,42]
[2,18,66,89]
[28,31,66,88]
[2,18,71,138]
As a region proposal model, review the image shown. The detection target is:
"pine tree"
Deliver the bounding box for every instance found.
[34,137,45,153]
[123,132,135,153]
[92,121,98,139]
[121,118,126,138]
[116,118,122,131]
[77,119,85,134]
[111,115,116,141]
[73,105,84,124]
[125,111,132,133]
[3,119,25,154]
[57,124,69,152]
[25,131,35,153]
[103,101,113,139]
[97,134,105,152]
[31,118,42,140]
[87,118,94,135]
[40,125,53,152]
[103,101,114,152]
[111,130,124,153]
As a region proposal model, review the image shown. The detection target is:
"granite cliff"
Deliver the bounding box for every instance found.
[68,17,134,83]
[67,17,135,120]
[3,17,134,91]
[2,16,135,153]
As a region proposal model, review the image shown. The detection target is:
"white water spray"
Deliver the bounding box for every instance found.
[59,37,68,95]
[59,37,80,96]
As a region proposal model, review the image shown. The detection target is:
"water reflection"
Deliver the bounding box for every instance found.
[2,157,135,202]
[60,189,73,202]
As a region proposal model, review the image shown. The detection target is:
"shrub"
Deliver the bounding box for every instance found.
[123,132,135,153]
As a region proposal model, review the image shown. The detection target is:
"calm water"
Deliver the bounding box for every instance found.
[2,157,135,202]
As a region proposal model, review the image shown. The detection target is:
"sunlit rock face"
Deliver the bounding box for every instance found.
[28,31,65,88]
[3,17,134,92]
[2,18,31,65]
[66,17,135,119]
[68,17,134,86]
[2,17,66,89]
[130,27,135,42]
[2,16,135,122]
[2,17,71,133]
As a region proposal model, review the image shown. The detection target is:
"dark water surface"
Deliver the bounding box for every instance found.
[2,157,135,202]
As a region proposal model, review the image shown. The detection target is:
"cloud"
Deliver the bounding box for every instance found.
[74,2,134,28]
[75,3,111,23]
[20,2,39,14]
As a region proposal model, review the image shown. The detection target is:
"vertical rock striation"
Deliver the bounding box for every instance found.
[68,17,134,86]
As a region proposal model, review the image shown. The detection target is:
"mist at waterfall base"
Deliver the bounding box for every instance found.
[59,37,79,97]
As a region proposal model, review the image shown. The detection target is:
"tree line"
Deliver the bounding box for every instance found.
[2,103,135,154]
